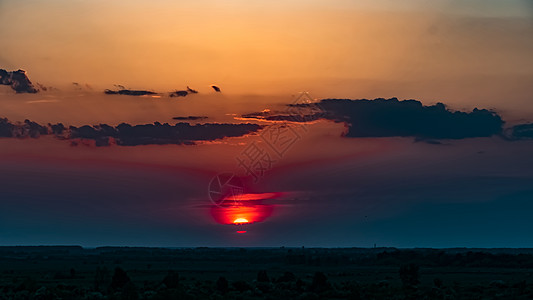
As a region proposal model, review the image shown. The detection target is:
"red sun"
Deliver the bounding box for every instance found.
[209,192,280,226]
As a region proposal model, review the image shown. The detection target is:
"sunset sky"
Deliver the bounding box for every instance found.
[0,0,532,247]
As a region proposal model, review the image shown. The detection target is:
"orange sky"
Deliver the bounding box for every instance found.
[1,0,532,111]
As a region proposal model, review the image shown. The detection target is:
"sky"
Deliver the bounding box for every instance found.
[0,0,533,247]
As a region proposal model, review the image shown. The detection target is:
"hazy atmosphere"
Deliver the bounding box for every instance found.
[1,0,533,248]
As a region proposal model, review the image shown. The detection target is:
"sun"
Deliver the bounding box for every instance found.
[233,218,249,224]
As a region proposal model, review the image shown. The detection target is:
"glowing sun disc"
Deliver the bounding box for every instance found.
[233,218,249,224]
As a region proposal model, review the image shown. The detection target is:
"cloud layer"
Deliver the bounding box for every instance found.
[104,89,156,96]
[104,86,201,97]
[172,116,208,121]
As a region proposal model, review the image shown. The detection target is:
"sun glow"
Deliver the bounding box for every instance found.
[233,218,249,224]
[223,192,281,202]
[210,192,279,226]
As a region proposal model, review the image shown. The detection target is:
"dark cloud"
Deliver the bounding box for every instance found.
[0,116,262,146]
[168,87,200,97]
[69,122,262,146]
[505,123,533,140]
[105,85,201,97]
[72,82,92,91]
[172,116,208,121]
[49,123,66,135]
[242,111,322,123]
[104,89,157,96]
[0,118,15,137]
[0,118,60,138]
[186,86,198,94]
[1,116,262,147]
[0,69,38,93]
[415,139,445,145]
[320,98,503,139]
[169,90,189,97]
[36,83,48,91]
[35,82,59,92]
[243,98,504,140]
[104,85,205,97]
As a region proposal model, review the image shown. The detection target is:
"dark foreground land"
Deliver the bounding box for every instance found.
[1,247,533,299]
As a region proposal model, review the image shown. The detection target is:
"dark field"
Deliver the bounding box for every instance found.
[1,246,533,299]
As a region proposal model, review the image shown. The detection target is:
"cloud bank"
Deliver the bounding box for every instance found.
[69,122,262,146]
[0,118,50,138]
[0,117,262,146]
[243,98,505,140]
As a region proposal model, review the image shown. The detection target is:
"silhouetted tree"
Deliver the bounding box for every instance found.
[434,278,443,288]
[296,278,306,292]
[162,271,180,289]
[94,266,109,291]
[111,267,131,290]
[399,264,420,287]
[15,277,37,293]
[257,270,270,282]
[400,264,420,299]
[310,272,330,293]
[342,282,361,300]
[278,271,296,282]
[120,282,139,300]
[34,286,54,300]
[216,276,229,294]
[232,280,251,292]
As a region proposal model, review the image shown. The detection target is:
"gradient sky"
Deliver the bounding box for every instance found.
[0,0,533,247]
[2,0,532,104]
